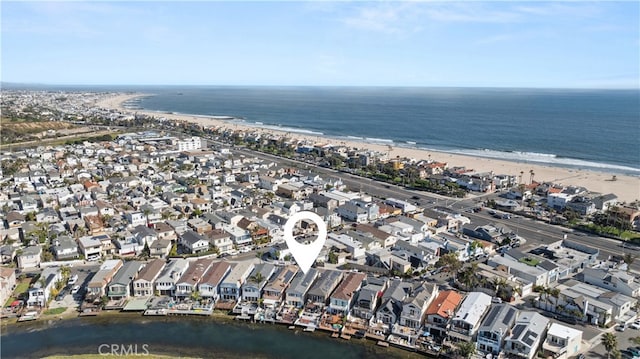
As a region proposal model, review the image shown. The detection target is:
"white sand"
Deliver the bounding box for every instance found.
[98,94,640,203]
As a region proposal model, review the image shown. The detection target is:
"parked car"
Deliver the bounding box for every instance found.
[55,289,67,301]
[630,322,640,330]
[616,324,627,332]
[71,285,80,295]
[68,274,78,285]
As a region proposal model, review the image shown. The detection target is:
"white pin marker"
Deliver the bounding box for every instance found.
[283,211,327,274]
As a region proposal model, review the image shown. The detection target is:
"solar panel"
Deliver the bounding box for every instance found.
[511,324,525,339]
[483,305,500,326]
[503,307,516,326]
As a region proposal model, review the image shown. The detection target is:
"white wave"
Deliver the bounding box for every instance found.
[254,122,263,125]
[347,136,364,140]
[251,123,324,136]
[365,137,394,143]
[450,149,640,174]
[406,141,417,145]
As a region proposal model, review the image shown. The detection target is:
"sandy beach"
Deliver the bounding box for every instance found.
[97,93,640,203]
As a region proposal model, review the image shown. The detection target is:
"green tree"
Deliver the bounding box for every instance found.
[601,332,618,359]
[142,242,151,258]
[456,341,477,359]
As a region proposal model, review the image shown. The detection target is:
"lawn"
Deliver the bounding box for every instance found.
[519,257,541,266]
[13,279,31,295]
[43,307,67,315]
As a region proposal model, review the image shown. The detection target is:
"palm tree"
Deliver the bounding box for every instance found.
[601,332,618,359]
[623,253,636,270]
[142,208,152,226]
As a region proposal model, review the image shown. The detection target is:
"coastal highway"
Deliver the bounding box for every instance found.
[223,143,637,271]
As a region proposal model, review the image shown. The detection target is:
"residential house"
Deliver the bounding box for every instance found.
[155,258,190,296]
[198,261,233,302]
[476,304,518,356]
[78,236,103,261]
[180,230,210,254]
[285,268,319,308]
[395,282,438,339]
[262,265,298,307]
[0,267,16,306]
[352,277,388,320]
[205,229,234,255]
[87,260,123,300]
[0,245,17,265]
[504,311,549,359]
[107,261,144,300]
[51,236,79,260]
[219,261,255,301]
[17,245,42,270]
[306,269,344,305]
[375,280,413,329]
[175,258,214,299]
[448,292,492,342]
[150,239,172,258]
[582,267,640,298]
[328,272,366,315]
[132,225,159,246]
[27,267,62,307]
[133,259,166,297]
[241,263,276,303]
[542,323,583,359]
[6,211,25,228]
[424,290,463,338]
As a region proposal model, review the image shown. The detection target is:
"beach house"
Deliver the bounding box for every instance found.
[241,263,276,303]
[375,279,413,329]
[306,269,344,306]
[285,268,319,308]
[542,323,583,359]
[175,258,214,299]
[448,292,492,342]
[27,267,61,307]
[504,311,550,359]
[476,304,518,356]
[107,261,144,300]
[424,290,463,338]
[352,276,388,320]
[155,258,190,296]
[198,261,232,302]
[262,265,298,307]
[87,259,123,300]
[219,261,255,301]
[328,272,366,315]
[133,259,166,297]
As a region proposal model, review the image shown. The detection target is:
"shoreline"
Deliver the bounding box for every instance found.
[98,93,640,203]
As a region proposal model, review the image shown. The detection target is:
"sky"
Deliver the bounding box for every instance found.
[2,1,639,88]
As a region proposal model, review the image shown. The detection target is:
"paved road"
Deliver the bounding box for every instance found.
[225,142,637,271]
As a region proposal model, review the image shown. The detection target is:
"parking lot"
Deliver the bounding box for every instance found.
[48,264,99,311]
[585,323,640,358]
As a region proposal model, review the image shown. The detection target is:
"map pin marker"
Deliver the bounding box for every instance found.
[283,211,327,274]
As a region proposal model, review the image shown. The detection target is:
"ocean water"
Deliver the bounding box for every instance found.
[4,84,639,174]
[133,87,640,174]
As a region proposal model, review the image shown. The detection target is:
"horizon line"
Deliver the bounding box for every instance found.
[1,81,639,91]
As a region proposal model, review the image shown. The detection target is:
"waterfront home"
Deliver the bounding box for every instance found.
[51,235,79,260]
[155,258,190,296]
[285,268,319,308]
[262,265,298,308]
[374,279,413,329]
[179,230,210,254]
[242,263,276,303]
[503,311,549,359]
[87,260,124,301]
[17,245,42,270]
[448,292,492,342]
[352,277,388,320]
[78,235,102,261]
[133,259,166,297]
[198,261,233,302]
[219,261,255,301]
[328,272,366,315]
[108,261,144,300]
[424,290,463,338]
[307,269,344,306]
[0,267,16,306]
[394,282,438,340]
[27,267,62,307]
[476,304,518,356]
[175,258,214,299]
[542,323,583,359]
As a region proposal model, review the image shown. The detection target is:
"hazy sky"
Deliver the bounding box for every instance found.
[2,1,639,88]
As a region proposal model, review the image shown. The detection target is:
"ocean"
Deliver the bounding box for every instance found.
[0,315,420,359]
[130,87,640,175]
[4,85,640,174]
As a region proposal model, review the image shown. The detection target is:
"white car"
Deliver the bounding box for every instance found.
[68,274,78,285]
[630,322,640,330]
[71,285,80,294]
[615,324,627,332]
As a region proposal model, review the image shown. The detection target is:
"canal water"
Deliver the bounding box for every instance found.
[1,314,422,359]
